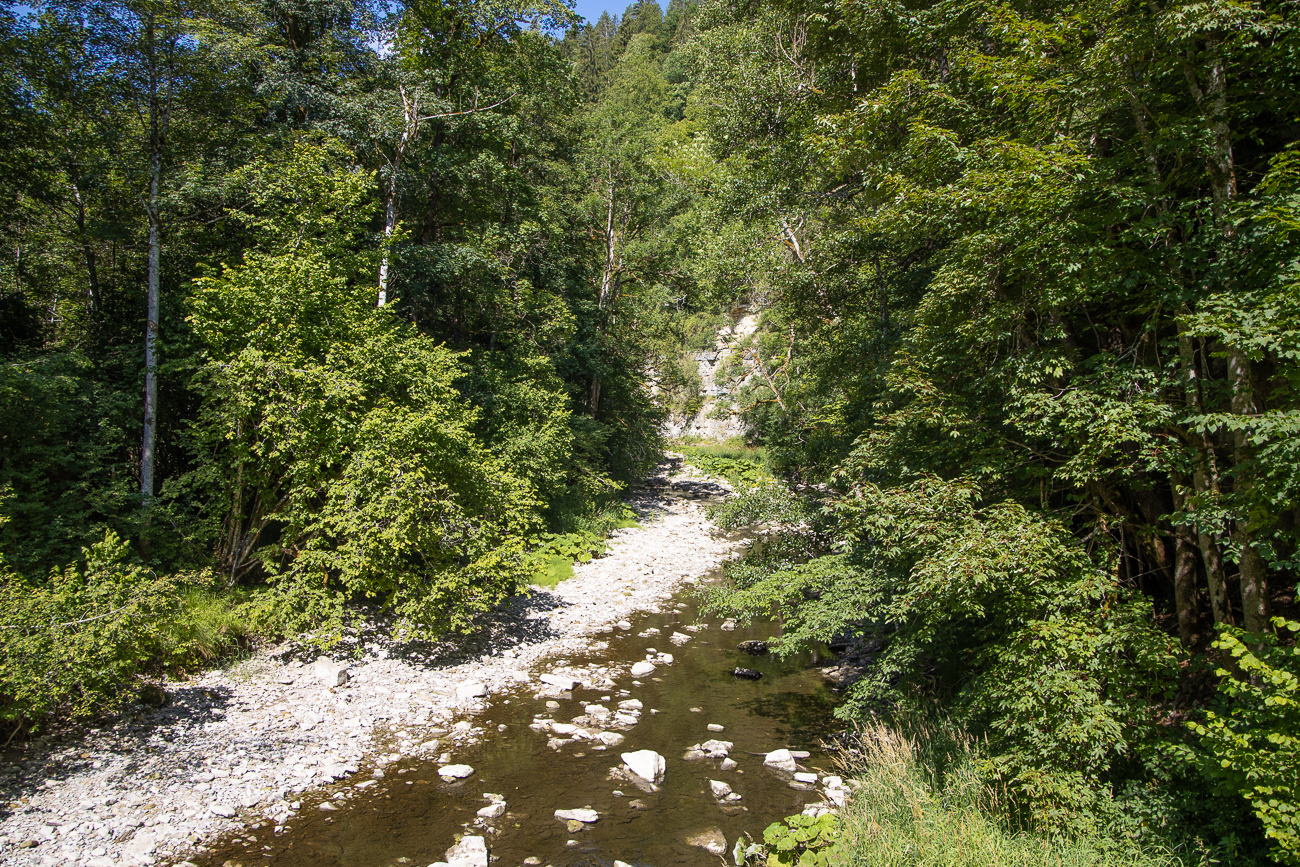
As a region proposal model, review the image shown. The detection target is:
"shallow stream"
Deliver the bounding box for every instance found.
[190,572,841,867]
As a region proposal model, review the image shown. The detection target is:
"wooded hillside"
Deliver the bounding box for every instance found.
[3,0,1300,861]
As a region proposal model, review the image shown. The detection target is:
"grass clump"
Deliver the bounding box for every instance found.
[835,723,1183,867]
[527,500,639,588]
[679,442,772,488]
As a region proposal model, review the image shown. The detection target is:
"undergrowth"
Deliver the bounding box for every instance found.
[834,723,1186,867]
[527,500,639,588]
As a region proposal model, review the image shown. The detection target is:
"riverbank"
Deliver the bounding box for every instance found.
[0,459,743,867]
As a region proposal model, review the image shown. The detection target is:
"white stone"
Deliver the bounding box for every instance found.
[618,699,643,710]
[621,750,666,784]
[551,723,578,735]
[793,772,817,783]
[313,657,349,687]
[629,661,656,677]
[445,835,488,867]
[438,764,475,779]
[707,723,724,732]
[477,803,506,819]
[719,758,738,771]
[764,749,797,774]
[209,804,235,818]
[539,673,579,691]
[456,682,487,700]
[597,731,625,747]
[554,808,599,823]
[823,775,844,788]
[701,739,733,757]
[709,780,733,799]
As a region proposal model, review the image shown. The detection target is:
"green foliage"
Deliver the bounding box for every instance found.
[838,723,1183,867]
[525,501,639,587]
[0,532,179,725]
[187,247,537,640]
[158,585,253,670]
[706,481,809,531]
[1195,620,1300,865]
[681,445,772,487]
[761,813,843,867]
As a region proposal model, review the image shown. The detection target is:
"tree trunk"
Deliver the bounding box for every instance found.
[1228,347,1269,634]
[142,171,160,500]
[590,180,618,415]
[1176,322,1232,624]
[70,177,100,315]
[379,85,418,307]
[140,12,164,502]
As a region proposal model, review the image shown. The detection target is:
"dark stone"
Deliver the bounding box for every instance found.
[732,667,762,680]
[736,640,768,655]
[139,683,170,708]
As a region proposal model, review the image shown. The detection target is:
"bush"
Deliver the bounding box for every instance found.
[707,481,810,531]
[185,248,538,642]
[0,532,180,727]
[682,444,772,487]
[1194,619,1300,865]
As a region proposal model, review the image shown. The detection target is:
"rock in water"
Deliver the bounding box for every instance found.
[630,661,656,677]
[477,802,506,819]
[540,673,579,691]
[686,828,728,855]
[764,749,797,774]
[732,667,762,680]
[438,764,475,779]
[446,835,488,867]
[709,780,733,799]
[554,808,600,823]
[621,749,666,784]
[736,640,768,654]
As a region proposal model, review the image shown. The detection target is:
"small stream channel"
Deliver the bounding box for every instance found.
[190,563,842,867]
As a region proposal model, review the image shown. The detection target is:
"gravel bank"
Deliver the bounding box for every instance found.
[0,460,740,867]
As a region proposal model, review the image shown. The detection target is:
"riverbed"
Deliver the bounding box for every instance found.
[187,586,840,867]
[0,459,842,867]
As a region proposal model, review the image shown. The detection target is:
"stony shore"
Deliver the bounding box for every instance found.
[0,460,743,867]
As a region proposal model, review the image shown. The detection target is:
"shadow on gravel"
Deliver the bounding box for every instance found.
[0,683,236,819]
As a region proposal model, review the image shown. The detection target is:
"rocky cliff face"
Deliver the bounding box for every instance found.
[664,313,759,441]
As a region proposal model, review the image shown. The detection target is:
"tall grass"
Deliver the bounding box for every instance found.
[836,723,1182,867]
[158,587,254,669]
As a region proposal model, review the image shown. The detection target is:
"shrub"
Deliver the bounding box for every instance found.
[0,532,179,727]
[1194,619,1300,865]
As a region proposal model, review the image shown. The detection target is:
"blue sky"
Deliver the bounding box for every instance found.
[571,0,616,25]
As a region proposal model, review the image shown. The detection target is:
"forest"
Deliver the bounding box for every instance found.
[2,0,1300,862]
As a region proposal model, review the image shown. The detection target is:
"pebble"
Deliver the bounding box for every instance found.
[629,661,656,677]
[707,723,724,731]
